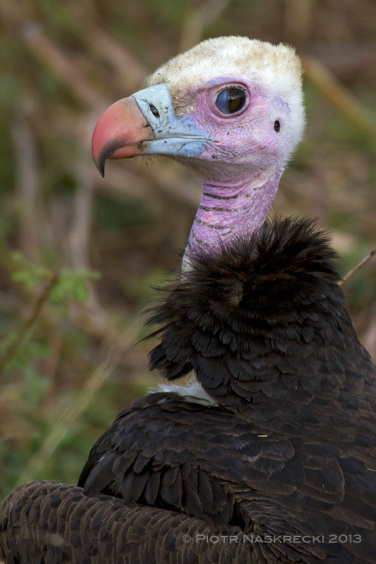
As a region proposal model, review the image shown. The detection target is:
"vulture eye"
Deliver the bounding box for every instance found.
[274,120,281,132]
[215,87,247,115]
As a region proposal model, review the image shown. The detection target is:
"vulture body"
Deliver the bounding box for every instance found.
[1,37,376,563]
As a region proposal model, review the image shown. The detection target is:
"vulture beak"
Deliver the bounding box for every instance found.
[92,83,209,177]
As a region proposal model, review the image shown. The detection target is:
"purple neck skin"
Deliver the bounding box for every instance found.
[185,168,283,259]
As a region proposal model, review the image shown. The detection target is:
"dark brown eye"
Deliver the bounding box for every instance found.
[274,120,281,132]
[215,87,246,115]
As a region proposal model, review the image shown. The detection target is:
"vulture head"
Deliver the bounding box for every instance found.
[92,37,305,256]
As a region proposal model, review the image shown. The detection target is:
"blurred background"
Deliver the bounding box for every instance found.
[0,0,375,499]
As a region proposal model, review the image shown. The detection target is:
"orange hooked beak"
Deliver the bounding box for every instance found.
[92,84,210,177]
[92,97,152,177]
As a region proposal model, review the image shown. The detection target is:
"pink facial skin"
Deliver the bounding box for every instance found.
[187,171,282,256]
[91,75,296,262]
[179,78,291,258]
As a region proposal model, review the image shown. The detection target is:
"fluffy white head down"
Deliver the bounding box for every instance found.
[147,36,305,151]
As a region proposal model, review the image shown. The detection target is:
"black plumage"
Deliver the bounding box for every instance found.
[75,218,376,563]
[0,481,249,563]
[148,218,375,424]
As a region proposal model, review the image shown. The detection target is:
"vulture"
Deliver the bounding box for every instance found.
[1,36,376,564]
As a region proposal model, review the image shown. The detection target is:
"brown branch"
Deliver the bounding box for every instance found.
[339,249,376,287]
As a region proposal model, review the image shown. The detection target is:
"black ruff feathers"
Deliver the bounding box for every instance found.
[146,217,373,423]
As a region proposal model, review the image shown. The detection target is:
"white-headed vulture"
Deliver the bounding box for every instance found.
[1,36,375,564]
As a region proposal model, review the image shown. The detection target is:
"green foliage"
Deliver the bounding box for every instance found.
[1,335,50,373]
[11,251,99,307]
[11,252,52,288]
[49,269,100,306]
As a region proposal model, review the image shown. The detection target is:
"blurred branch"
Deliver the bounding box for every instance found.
[180,0,230,52]
[12,102,40,260]
[306,43,376,81]
[0,262,59,377]
[284,0,313,44]
[339,249,376,287]
[303,55,376,150]
[14,340,127,486]
[69,176,93,270]
[68,120,105,318]
[21,22,104,108]
[88,28,148,93]
[69,120,94,271]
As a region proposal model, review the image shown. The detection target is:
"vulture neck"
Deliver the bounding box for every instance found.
[186,168,283,261]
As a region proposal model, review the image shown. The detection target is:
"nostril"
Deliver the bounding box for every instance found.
[149,104,160,118]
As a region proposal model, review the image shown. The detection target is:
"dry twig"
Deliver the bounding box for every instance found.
[339,249,376,287]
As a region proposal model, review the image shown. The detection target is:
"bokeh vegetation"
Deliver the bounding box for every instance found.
[0,0,375,500]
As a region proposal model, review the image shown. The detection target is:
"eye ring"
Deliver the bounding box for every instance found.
[215,86,248,116]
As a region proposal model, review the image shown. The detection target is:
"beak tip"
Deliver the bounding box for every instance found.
[93,151,107,178]
[98,160,106,178]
